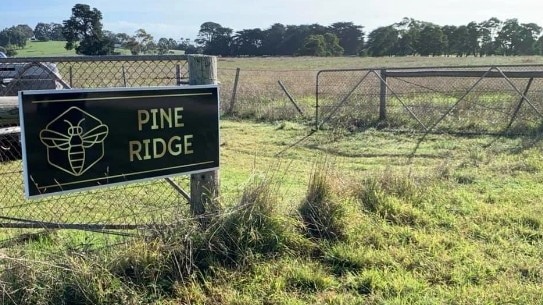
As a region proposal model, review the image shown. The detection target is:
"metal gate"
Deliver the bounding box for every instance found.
[315,65,543,136]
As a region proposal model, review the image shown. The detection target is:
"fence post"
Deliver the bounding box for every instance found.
[121,66,127,87]
[227,67,240,115]
[379,69,387,121]
[176,64,181,85]
[188,55,220,219]
[69,66,73,88]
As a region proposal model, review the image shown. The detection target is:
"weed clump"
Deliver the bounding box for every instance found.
[201,176,300,268]
[355,170,429,227]
[299,167,348,241]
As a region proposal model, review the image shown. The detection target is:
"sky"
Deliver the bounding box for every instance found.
[2,0,543,41]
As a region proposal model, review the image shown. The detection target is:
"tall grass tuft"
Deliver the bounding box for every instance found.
[200,176,299,268]
[1,251,138,305]
[355,170,428,227]
[298,163,348,241]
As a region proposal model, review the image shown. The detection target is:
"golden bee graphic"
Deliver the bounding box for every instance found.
[39,107,109,177]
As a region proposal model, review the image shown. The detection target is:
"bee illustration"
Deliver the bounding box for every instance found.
[40,118,109,176]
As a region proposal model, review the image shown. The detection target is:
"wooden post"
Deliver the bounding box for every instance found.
[227,67,240,115]
[188,55,220,218]
[379,69,387,121]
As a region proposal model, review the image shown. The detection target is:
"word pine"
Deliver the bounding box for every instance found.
[137,107,184,131]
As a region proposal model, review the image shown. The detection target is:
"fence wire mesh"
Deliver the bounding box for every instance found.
[0,55,189,238]
[316,65,543,135]
[219,68,316,122]
[3,58,543,243]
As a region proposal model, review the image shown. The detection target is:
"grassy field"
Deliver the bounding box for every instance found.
[12,40,543,69]
[2,118,543,304]
[14,40,133,57]
[14,40,77,57]
[2,42,543,304]
[218,54,543,70]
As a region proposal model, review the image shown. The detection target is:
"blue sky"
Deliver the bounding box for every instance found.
[2,0,543,40]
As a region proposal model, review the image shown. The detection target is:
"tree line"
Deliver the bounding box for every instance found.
[2,3,543,57]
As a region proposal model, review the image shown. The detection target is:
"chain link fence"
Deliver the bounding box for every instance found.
[218,65,543,137]
[219,68,316,122]
[3,57,543,244]
[316,65,543,135]
[0,55,189,240]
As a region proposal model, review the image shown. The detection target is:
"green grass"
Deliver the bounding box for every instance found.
[12,40,178,57]
[2,118,543,304]
[12,40,543,70]
[14,41,77,57]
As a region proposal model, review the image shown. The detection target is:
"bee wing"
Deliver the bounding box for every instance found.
[40,129,71,150]
[81,125,109,147]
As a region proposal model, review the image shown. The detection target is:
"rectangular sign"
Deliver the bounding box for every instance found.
[19,86,219,198]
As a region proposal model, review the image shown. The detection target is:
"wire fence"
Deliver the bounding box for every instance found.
[220,65,543,137]
[2,56,543,245]
[0,55,190,241]
[318,65,543,135]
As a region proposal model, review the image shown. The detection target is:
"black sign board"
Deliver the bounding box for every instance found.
[19,86,219,198]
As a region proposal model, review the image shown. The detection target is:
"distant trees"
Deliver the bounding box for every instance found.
[329,22,364,55]
[124,29,155,55]
[34,23,64,41]
[0,25,34,48]
[0,24,34,55]
[62,4,114,55]
[195,22,234,56]
[366,26,399,56]
[5,8,543,58]
[157,38,178,55]
[191,21,362,57]
[299,33,344,56]
[364,17,543,57]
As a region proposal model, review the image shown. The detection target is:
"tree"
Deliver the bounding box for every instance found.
[34,22,52,41]
[495,19,537,55]
[465,22,481,56]
[517,22,542,55]
[395,18,424,56]
[157,37,172,54]
[0,45,17,56]
[323,33,344,56]
[126,28,155,54]
[50,23,65,41]
[0,26,27,49]
[535,35,543,55]
[261,23,286,55]
[276,25,313,55]
[195,22,223,45]
[232,28,263,56]
[114,32,131,47]
[366,26,399,56]
[62,4,114,55]
[178,38,200,54]
[35,22,65,41]
[196,22,233,56]
[417,24,446,56]
[15,24,34,40]
[479,17,502,56]
[329,22,364,55]
[300,34,326,56]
